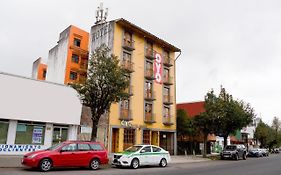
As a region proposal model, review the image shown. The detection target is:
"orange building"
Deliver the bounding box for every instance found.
[45,25,89,84]
[32,57,47,80]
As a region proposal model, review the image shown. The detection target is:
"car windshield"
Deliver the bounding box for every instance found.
[225,146,236,151]
[125,146,143,152]
[46,143,64,151]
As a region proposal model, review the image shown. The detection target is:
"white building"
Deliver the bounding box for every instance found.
[0,72,82,155]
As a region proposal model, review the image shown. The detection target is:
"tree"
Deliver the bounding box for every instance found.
[71,44,130,141]
[215,87,255,148]
[193,90,218,158]
[272,116,281,143]
[254,121,274,148]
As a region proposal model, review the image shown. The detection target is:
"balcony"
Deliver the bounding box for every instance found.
[121,60,134,73]
[122,38,135,51]
[163,76,173,85]
[145,48,155,60]
[163,55,173,67]
[144,90,156,101]
[124,86,134,96]
[70,44,89,58]
[163,95,173,105]
[144,69,155,80]
[119,108,132,121]
[163,115,174,126]
[144,113,156,124]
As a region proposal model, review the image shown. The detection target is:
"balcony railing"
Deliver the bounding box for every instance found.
[163,95,173,105]
[123,38,135,51]
[163,76,173,85]
[163,55,173,67]
[145,48,155,60]
[124,85,134,96]
[121,60,134,73]
[144,68,155,80]
[144,90,156,101]
[163,114,174,126]
[144,112,156,123]
[70,44,89,58]
[119,108,132,121]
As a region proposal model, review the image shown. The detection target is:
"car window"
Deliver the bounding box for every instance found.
[152,146,161,152]
[78,143,91,151]
[61,143,77,152]
[125,146,142,152]
[141,146,152,153]
[225,145,236,151]
[90,143,104,151]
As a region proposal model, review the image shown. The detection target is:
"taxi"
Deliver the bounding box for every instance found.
[112,145,170,169]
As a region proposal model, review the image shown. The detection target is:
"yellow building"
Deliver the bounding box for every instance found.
[90,18,181,155]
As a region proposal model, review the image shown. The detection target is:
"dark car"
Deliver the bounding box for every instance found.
[220,144,247,160]
[22,141,109,172]
[248,148,263,157]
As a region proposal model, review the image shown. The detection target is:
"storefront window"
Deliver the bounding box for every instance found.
[0,120,9,144]
[52,126,68,145]
[15,122,45,145]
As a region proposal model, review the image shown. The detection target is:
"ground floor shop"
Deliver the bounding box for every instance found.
[0,119,78,155]
[108,126,177,155]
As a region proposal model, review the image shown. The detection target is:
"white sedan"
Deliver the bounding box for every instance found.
[112,145,171,169]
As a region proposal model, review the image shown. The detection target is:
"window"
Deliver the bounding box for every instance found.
[72,54,79,63]
[164,68,169,80]
[124,31,132,42]
[43,69,47,79]
[0,120,9,144]
[145,103,152,114]
[74,38,81,47]
[90,143,104,151]
[164,107,170,117]
[146,61,153,70]
[143,130,150,144]
[61,143,77,151]
[70,71,78,80]
[15,122,45,145]
[78,143,91,151]
[164,87,169,96]
[152,146,161,152]
[121,99,129,110]
[141,146,152,153]
[123,129,135,150]
[123,52,131,62]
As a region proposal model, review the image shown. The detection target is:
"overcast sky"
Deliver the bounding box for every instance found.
[0,0,280,124]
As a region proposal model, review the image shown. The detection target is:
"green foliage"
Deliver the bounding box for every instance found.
[177,109,192,138]
[71,44,130,141]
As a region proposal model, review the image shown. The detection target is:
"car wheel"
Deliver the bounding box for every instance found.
[159,158,167,167]
[243,153,247,160]
[233,154,238,161]
[221,156,224,160]
[39,158,52,172]
[131,158,139,169]
[89,158,100,170]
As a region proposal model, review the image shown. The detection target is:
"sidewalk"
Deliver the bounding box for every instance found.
[0,155,211,168]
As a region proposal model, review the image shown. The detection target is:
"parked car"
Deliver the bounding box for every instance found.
[248,148,263,157]
[271,148,280,154]
[22,141,109,172]
[220,144,247,160]
[112,145,170,169]
[260,148,269,157]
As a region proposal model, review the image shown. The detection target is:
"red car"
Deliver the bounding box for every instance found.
[22,141,109,171]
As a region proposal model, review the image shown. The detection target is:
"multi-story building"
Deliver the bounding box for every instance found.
[31,57,47,80]
[45,25,89,85]
[90,18,180,154]
[32,18,180,155]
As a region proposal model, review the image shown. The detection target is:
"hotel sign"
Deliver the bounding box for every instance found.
[154,52,163,84]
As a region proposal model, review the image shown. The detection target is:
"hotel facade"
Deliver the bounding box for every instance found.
[33,18,180,155]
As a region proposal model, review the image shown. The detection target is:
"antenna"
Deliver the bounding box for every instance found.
[95,3,108,24]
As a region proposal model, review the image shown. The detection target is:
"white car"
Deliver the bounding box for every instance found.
[112,145,171,169]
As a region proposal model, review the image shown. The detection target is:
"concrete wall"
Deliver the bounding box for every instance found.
[0,72,82,125]
[46,28,69,84]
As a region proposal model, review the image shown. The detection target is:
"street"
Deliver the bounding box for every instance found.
[1,154,281,175]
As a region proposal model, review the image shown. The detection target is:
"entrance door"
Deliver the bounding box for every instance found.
[53,126,68,145]
[151,131,158,146]
[112,128,119,153]
[160,132,174,155]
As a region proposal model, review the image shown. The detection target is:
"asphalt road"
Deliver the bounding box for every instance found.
[1,154,281,175]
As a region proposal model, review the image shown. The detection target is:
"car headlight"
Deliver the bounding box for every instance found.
[27,154,38,158]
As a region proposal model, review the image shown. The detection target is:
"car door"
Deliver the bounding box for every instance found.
[152,146,162,165]
[53,143,77,167]
[139,146,152,165]
[76,143,92,166]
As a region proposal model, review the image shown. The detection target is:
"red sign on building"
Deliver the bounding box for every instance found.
[154,52,162,84]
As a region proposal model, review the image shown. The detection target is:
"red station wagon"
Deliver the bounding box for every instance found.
[22,141,109,171]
